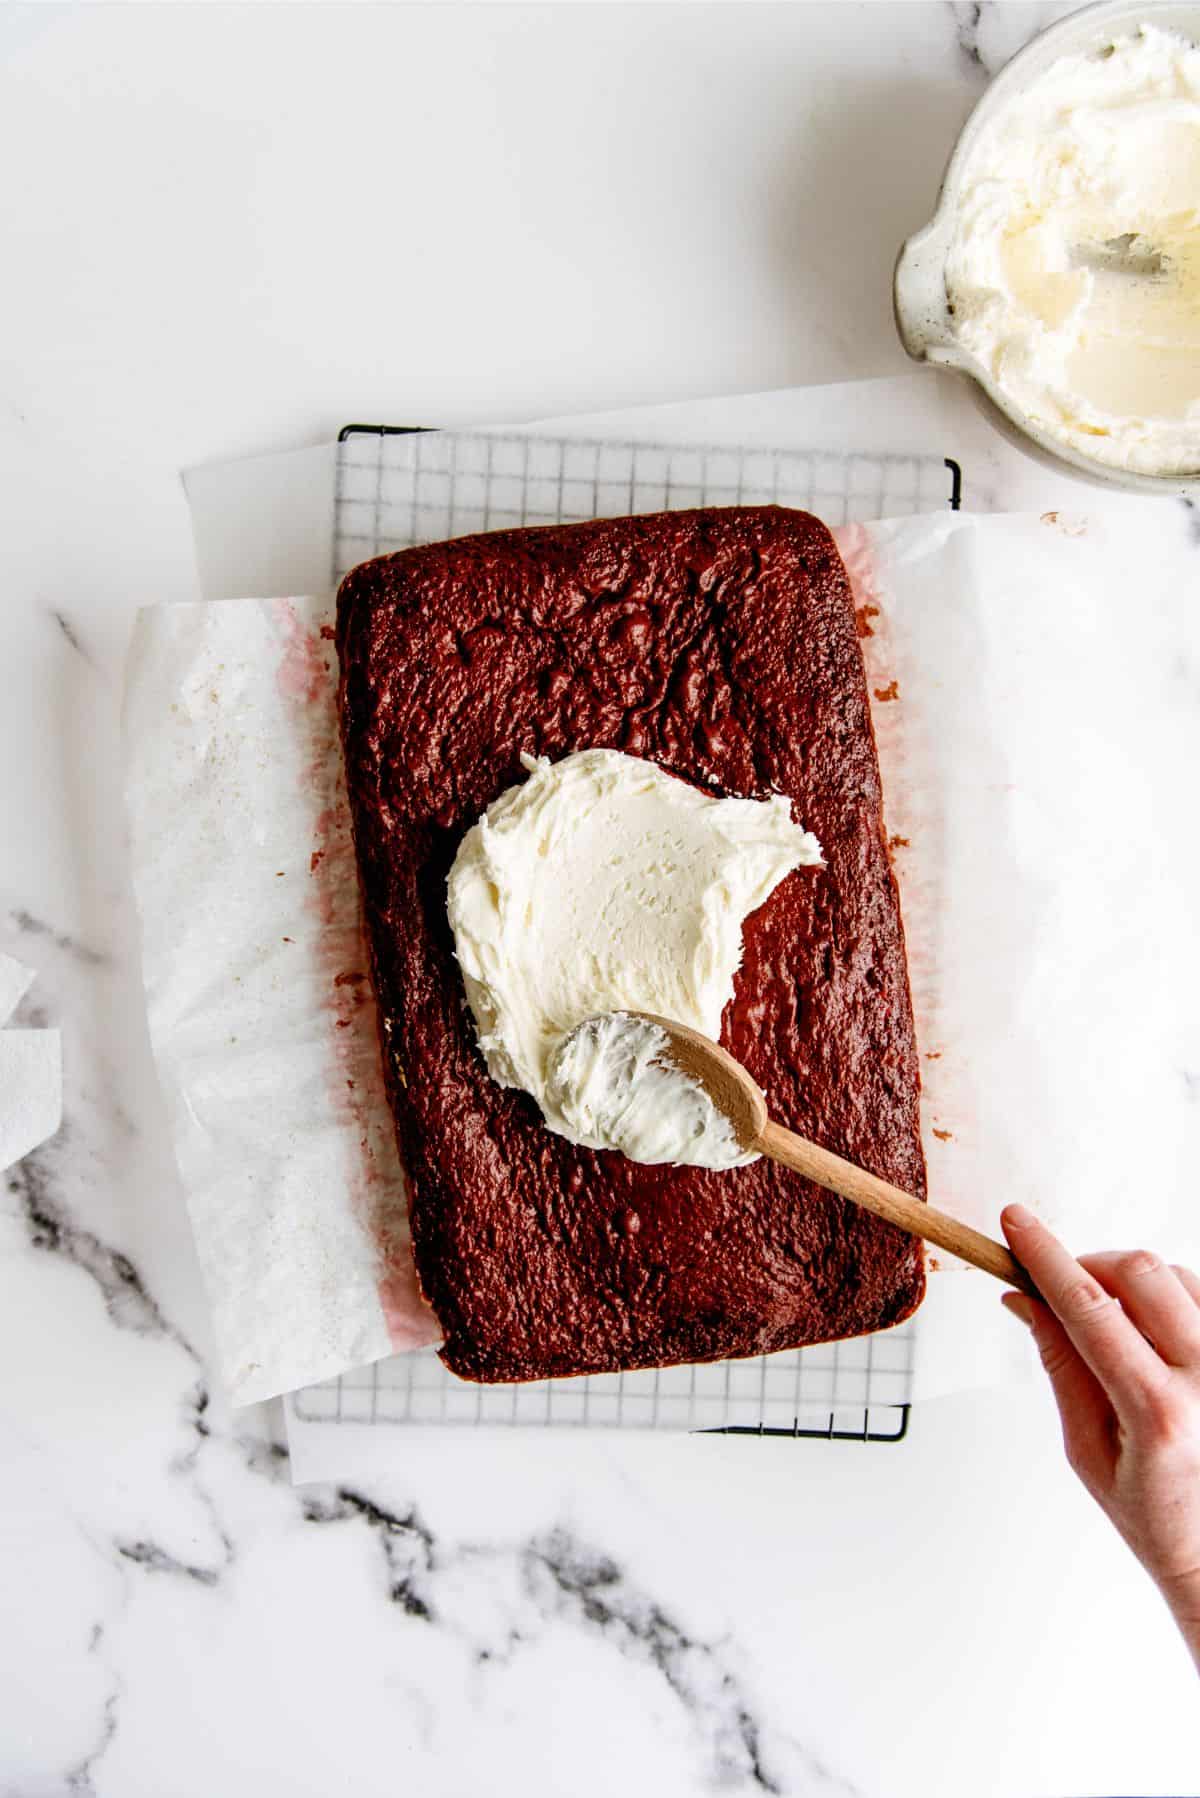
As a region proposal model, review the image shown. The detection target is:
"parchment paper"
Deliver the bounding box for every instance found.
[847,512,1200,1399]
[126,499,1200,1408]
[124,598,437,1407]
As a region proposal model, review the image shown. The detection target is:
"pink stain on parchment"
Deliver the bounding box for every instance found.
[271,598,439,1350]
[834,526,977,1236]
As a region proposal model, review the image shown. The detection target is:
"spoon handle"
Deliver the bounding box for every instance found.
[758,1121,1037,1296]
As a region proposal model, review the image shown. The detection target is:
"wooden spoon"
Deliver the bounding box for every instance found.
[638,1012,1037,1296]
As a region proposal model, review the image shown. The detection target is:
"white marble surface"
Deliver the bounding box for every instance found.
[1,4,1198,1795]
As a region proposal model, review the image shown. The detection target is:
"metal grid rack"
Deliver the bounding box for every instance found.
[331,422,962,584]
[296,422,965,1443]
[292,1331,915,1439]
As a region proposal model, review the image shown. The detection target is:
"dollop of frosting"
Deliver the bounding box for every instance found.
[546,1011,753,1168]
[446,748,820,1167]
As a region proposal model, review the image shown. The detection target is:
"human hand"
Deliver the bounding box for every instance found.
[1000,1203,1200,1674]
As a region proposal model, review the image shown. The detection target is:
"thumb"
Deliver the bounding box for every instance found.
[1003,1288,1083,1383]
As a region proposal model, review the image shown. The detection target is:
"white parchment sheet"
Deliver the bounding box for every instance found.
[844,513,1200,1398]
[125,510,1200,1406]
[125,599,438,1406]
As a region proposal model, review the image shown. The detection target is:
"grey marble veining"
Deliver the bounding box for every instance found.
[9,904,110,971]
[2,884,854,1794]
[948,0,1078,78]
[51,607,98,669]
[9,1144,189,1349]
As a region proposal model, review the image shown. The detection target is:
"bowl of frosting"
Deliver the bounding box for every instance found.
[895,0,1200,494]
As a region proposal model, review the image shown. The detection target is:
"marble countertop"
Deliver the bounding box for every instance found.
[1,4,1197,1794]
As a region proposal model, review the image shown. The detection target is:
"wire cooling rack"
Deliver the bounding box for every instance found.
[292,1332,916,1439]
[330,423,962,583]
[294,422,965,1444]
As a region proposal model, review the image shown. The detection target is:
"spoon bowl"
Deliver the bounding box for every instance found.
[634,1012,768,1147]
[638,1012,1037,1297]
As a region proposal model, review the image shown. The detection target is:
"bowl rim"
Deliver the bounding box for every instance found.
[894,0,1200,498]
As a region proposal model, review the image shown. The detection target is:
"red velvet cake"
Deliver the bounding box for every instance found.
[337,507,926,1382]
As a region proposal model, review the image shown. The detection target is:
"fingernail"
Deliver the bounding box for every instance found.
[1001,1292,1035,1328]
[1003,1203,1038,1232]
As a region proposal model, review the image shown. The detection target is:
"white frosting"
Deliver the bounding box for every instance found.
[446,748,820,1166]
[546,1011,754,1169]
[944,24,1200,475]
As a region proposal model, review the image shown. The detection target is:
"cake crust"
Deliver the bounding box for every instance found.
[337,507,926,1382]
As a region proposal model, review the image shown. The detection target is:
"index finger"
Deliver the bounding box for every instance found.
[1078,1251,1200,1369]
[1001,1206,1171,1423]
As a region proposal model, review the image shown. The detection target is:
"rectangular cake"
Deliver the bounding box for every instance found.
[337,506,926,1382]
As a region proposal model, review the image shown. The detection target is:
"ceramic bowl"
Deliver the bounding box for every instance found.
[894,0,1200,498]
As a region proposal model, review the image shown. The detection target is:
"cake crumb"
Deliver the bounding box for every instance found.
[1041,511,1087,537]
[873,679,899,703]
